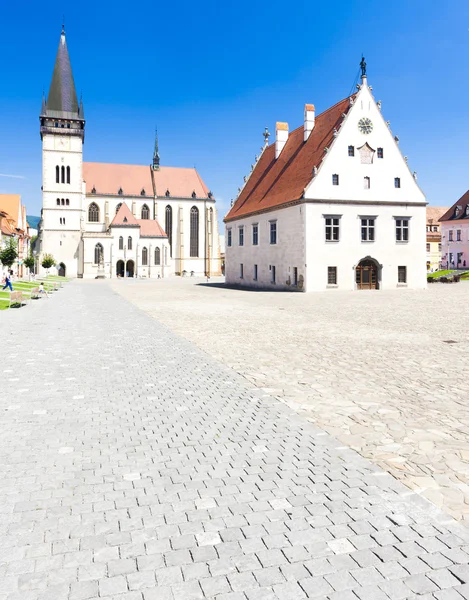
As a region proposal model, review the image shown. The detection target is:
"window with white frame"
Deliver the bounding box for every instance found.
[325,216,340,242]
[239,226,244,246]
[227,228,232,247]
[361,217,375,242]
[270,221,277,244]
[457,230,461,241]
[395,218,409,242]
[449,230,453,241]
[252,224,258,245]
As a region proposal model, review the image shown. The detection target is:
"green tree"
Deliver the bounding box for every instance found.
[41,253,56,271]
[0,237,18,268]
[23,254,35,270]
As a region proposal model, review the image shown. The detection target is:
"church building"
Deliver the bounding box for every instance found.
[38,28,221,279]
[224,61,427,291]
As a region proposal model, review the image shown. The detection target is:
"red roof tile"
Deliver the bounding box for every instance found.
[138,219,166,237]
[440,190,469,222]
[225,95,354,221]
[110,202,167,238]
[110,202,139,227]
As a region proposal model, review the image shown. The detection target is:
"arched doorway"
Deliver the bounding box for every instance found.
[58,262,66,277]
[126,260,135,278]
[116,260,124,278]
[356,257,380,290]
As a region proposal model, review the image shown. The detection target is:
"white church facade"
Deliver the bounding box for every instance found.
[38,28,220,279]
[224,63,427,291]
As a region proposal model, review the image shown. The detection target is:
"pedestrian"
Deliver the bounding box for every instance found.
[38,282,49,298]
[2,272,13,292]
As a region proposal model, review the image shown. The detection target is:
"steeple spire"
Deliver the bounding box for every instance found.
[153,128,160,170]
[46,26,79,115]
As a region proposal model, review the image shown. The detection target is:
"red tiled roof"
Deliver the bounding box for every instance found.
[426,206,447,225]
[440,190,469,222]
[110,202,167,238]
[84,163,210,199]
[138,219,166,237]
[110,202,139,227]
[225,95,354,221]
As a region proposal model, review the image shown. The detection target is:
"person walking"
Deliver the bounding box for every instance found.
[2,272,13,292]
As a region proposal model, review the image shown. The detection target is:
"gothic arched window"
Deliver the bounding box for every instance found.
[61,198,65,206]
[56,166,60,183]
[56,198,60,206]
[128,236,132,250]
[61,165,65,183]
[165,205,173,257]
[66,166,70,184]
[115,203,122,214]
[190,206,199,257]
[66,198,69,206]
[142,247,148,265]
[141,204,150,220]
[88,202,100,222]
[94,243,103,265]
[119,236,123,250]
[155,247,161,265]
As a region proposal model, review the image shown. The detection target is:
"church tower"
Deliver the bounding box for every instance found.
[39,27,85,277]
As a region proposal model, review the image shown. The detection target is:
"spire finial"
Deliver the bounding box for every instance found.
[263,126,270,146]
[360,55,367,78]
[153,127,160,170]
[62,15,65,34]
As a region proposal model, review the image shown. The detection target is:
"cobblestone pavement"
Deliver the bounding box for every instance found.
[111,277,469,525]
[1,282,469,599]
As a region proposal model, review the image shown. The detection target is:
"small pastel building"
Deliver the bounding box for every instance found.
[439,191,469,270]
[426,207,446,272]
[224,64,427,291]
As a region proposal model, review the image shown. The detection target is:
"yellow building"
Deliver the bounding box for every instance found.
[426,207,447,272]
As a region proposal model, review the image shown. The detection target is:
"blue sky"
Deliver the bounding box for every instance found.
[1,0,468,223]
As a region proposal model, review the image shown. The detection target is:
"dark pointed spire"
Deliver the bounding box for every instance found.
[153,127,160,170]
[79,93,85,119]
[47,26,79,116]
[41,90,47,116]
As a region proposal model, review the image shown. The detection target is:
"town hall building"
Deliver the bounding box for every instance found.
[38,28,221,279]
[224,61,427,291]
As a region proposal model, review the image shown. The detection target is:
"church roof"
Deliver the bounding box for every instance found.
[439,191,469,222]
[83,163,210,199]
[110,202,140,227]
[110,202,167,237]
[139,219,166,237]
[46,30,80,117]
[225,95,354,222]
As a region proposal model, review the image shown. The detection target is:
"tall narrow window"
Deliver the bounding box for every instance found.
[364,176,370,189]
[457,230,461,241]
[332,174,339,186]
[61,198,65,206]
[66,166,70,184]
[128,237,132,250]
[253,264,258,281]
[56,165,60,183]
[155,247,161,265]
[239,227,244,246]
[115,203,122,214]
[426,243,431,252]
[141,204,150,219]
[325,216,340,242]
[142,247,148,265]
[227,228,232,247]
[165,205,173,257]
[271,265,276,284]
[394,177,401,188]
[449,231,453,242]
[252,224,258,246]
[56,198,60,206]
[270,221,277,244]
[377,148,384,159]
[88,202,100,222]
[361,218,375,242]
[348,146,355,157]
[328,267,337,285]
[94,243,103,265]
[119,236,123,250]
[395,218,409,242]
[65,199,69,206]
[61,165,65,184]
[398,266,407,283]
[240,263,244,279]
[190,206,199,257]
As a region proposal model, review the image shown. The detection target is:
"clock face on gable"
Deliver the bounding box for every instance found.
[358,117,373,135]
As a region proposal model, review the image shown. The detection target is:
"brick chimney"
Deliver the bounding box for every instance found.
[304,104,315,141]
[275,122,288,159]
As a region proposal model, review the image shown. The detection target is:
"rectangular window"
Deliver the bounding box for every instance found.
[240,263,244,279]
[395,218,409,242]
[361,218,375,242]
[458,252,463,265]
[227,228,232,247]
[253,264,258,281]
[293,267,298,287]
[457,230,461,241]
[364,176,370,189]
[252,224,258,246]
[377,148,384,159]
[426,243,431,252]
[398,266,407,283]
[394,177,401,188]
[449,230,453,241]
[325,216,340,242]
[332,174,339,186]
[328,267,337,285]
[348,146,354,157]
[438,243,442,252]
[270,221,277,244]
[239,227,244,246]
[449,252,454,264]
[271,265,276,284]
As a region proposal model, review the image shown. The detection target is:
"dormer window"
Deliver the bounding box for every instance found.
[165,189,170,197]
[455,205,462,217]
[377,148,384,159]
[192,190,197,198]
[208,191,213,199]
[465,205,469,217]
[118,187,123,195]
[123,216,128,223]
[91,186,96,194]
[348,146,355,157]
[140,188,146,196]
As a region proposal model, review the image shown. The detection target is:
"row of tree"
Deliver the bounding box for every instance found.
[0,238,55,271]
